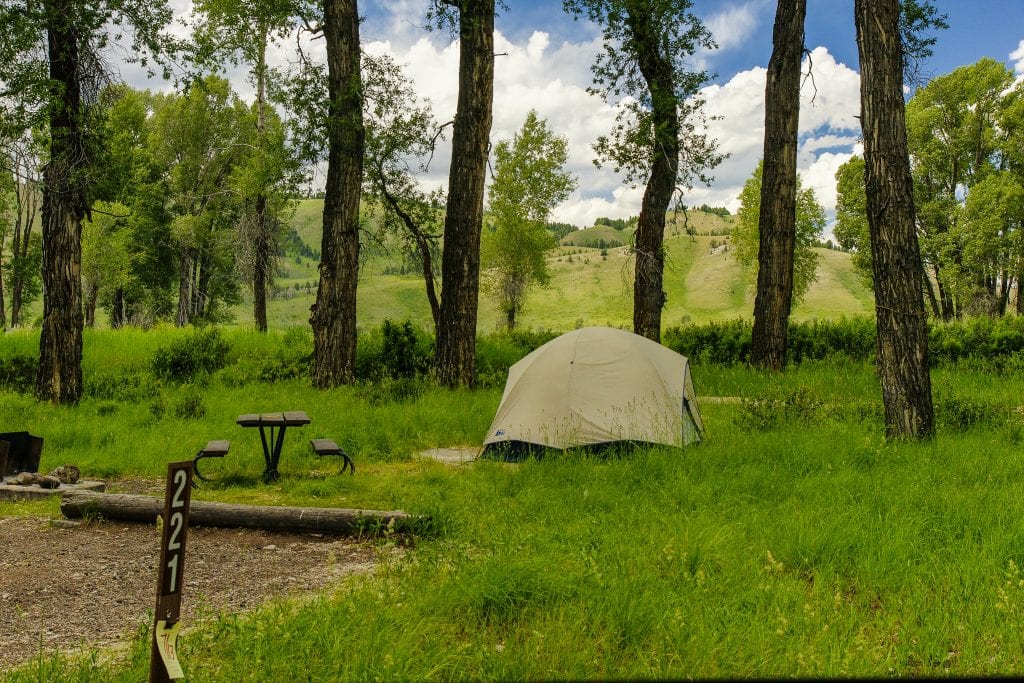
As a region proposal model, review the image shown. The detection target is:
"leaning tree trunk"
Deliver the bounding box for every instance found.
[751,0,806,370]
[855,0,934,440]
[628,5,678,343]
[435,0,494,388]
[36,0,86,405]
[310,0,363,388]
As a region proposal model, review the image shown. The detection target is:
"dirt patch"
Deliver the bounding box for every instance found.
[0,494,383,672]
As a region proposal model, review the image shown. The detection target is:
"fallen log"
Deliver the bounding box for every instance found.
[60,490,414,535]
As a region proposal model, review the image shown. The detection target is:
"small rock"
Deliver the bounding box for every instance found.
[262,544,277,551]
[48,465,81,485]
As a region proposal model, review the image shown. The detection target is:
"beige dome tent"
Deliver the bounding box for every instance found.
[482,327,703,458]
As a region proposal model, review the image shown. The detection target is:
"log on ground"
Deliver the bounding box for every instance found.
[60,491,414,534]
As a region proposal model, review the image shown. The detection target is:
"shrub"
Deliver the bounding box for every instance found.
[477,328,560,388]
[734,385,826,431]
[84,368,161,402]
[0,353,38,393]
[356,320,433,381]
[935,396,1007,430]
[152,328,231,381]
[172,386,207,419]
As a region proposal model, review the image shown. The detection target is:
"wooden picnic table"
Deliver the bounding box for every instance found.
[236,411,310,482]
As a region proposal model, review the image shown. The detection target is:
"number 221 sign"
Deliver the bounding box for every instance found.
[150,461,193,682]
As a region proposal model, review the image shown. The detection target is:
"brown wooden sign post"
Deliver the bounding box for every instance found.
[150,461,194,682]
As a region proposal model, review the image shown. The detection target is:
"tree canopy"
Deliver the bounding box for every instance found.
[732,160,824,304]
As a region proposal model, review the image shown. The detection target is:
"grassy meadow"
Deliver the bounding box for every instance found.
[3,205,1012,680]
[4,324,1024,678]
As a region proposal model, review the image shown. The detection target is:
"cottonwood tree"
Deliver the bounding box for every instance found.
[732,160,823,305]
[361,54,446,332]
[564,0,724,342]
[80,200,134,327]
[750,0,806,370]
[309,0,364,387]
[191,0,300,332]
[0,0,178,403]
[854,0,933,440]
[89,85,178,326]
[906,58,1018,317]
[484,110,576,330]
[148,78,248,326]
[0,128,44,328]
[276,52,446,333]
[833,155,873,286]
[430,0,495,387]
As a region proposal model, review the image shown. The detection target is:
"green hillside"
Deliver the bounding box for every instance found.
[560,224,629,248]
[235,199,873,331]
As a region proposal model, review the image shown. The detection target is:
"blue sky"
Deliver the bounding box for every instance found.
[348,1,1024,227]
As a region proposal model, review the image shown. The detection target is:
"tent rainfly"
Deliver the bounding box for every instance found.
[481,326,703,458]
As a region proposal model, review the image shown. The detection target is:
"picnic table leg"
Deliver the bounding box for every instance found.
[266,426,288,482]
[258,426,275,481]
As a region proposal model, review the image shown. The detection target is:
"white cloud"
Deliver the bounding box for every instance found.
[705,2,765,53]
[1012,39,1024,78]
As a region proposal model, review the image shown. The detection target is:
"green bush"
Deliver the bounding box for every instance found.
[152,328,232,381]
[734,386,826,431]
[664,318,752,365]
[935,396,1008,430]
[84,368,161,401]
[172,386,207,419]
[356,320,433,381]
[0,353,37,393]
[476,329,560,388]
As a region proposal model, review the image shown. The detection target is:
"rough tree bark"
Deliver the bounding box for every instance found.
[855,0,934,440]
[310,0,363,388]
[435,0,494,387]
[252,22,271,333]
[627,4,678,343]
[36,0,86,404]
[750,0,806,370]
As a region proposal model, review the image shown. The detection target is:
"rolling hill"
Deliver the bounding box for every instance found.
[235,199,873,331]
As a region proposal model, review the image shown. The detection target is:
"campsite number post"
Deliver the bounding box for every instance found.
[150,461,193,682]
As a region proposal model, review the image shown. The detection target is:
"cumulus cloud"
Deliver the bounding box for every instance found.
[704,1,766,53]
[1012,39,1024,78]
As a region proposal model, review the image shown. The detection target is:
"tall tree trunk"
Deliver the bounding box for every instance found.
[193,250,211,320]
[111,287,125,328]
[435,0,494,387]
[310,0,363,388]
[176,247,191,327]
[627,4,678,343]
[922,267,940,318]
[253,194,270,331]
[855,0,934,440]
[85,280,97,328]
[0,247,6,331]
[252,24,271,333]
[10,176,39,328]
[36,0,87,404]
[751,0,806,370]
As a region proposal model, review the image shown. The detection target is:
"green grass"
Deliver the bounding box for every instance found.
[5,329,1024,679]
